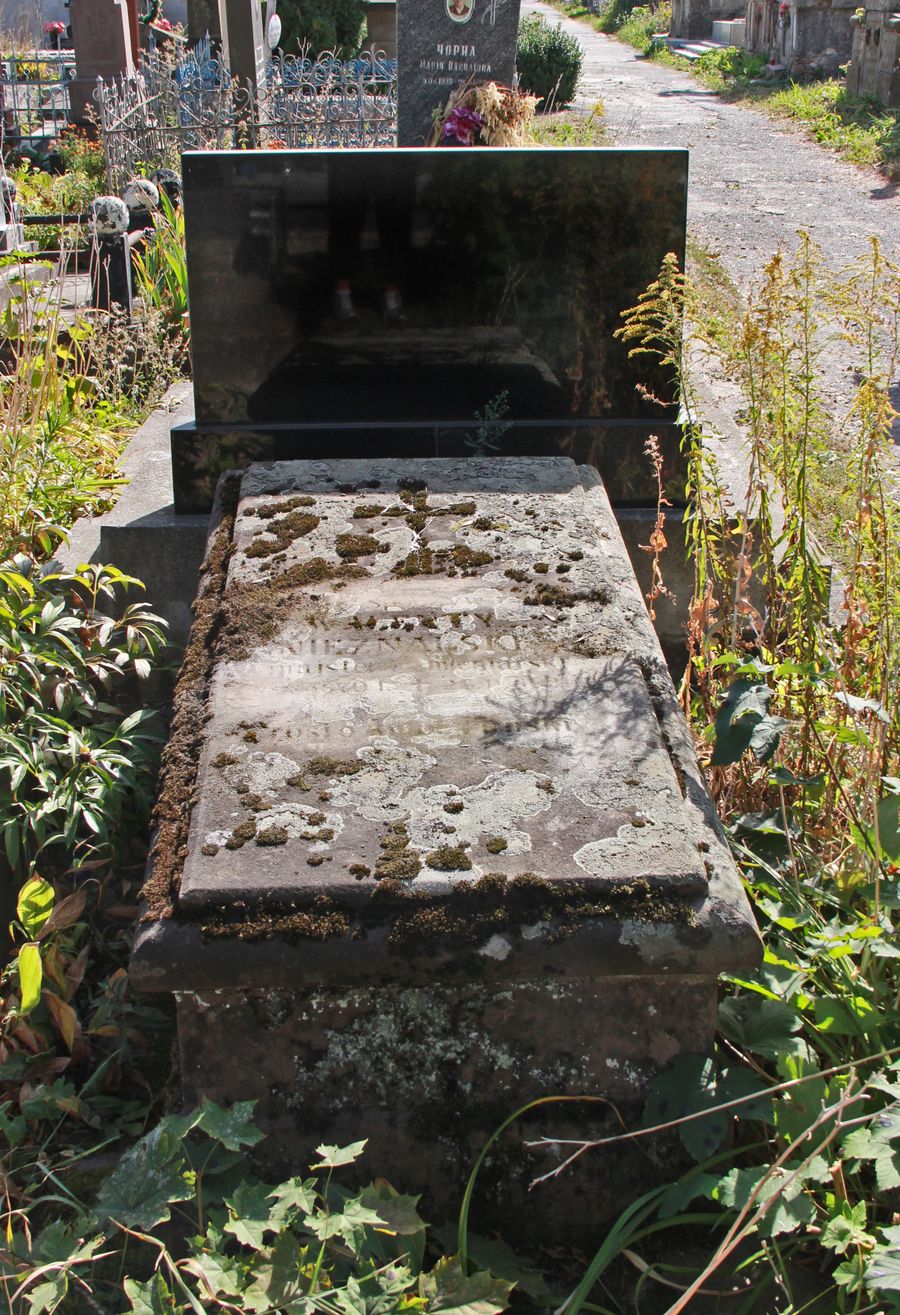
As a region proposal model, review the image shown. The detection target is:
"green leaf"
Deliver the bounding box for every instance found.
[17,943,43,1015]
[711,680,786,766]
[714,1165,816,1237]
[94,1124,193,1230]
[643,1055,725,1160]
[267,1175,319,1226]
[16,877,55,937]
[433,1231,549,1302]
[306,1196,389,1254]
[167,1099,264,1152]
[876,795,900,864]
[183,1234,245,1302]
[644,1056,773,1162]
[237,1230,310,1312]
[843,1105,900,1191]
[812,994,879,1036]
[23,1278,68,1315]
[124,1274,179,1314]
[867,1241,900,1296]
[717,996,807,1062]
[359,1185,425,1237]
[313,1139,368,1169]
[767,766,825,791]
[656,1172,721,1219]
[420,1256,513,1315]
[821,1201,871,1256]
[223,1180,277,1250]
[833,690,889,723]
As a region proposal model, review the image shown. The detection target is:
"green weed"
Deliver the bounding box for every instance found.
[763,80,900,173]
[614,236,900,1310]
[132,193,190,366]
[0,561,166,898]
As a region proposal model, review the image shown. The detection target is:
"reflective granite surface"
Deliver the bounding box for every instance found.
[171,419,687,514]
[185,149,687,422]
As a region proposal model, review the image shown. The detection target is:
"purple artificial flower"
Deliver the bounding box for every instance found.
[440,105,484,146]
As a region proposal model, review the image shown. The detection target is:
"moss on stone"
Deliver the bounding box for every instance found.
[245,510,320,559]
[254,495,315,518]
[335,533,384,561]
[226,818,258,849]
[393,549,434,577]
[451,546,493,571]
[218,559,369,663]
[425,845,472,871]
[256,825,289,847]
[375,824,421,881]
[525,582,610,609]
[306,756,363,778]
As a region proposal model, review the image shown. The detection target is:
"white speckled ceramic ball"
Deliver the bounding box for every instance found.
[122,177,160,212]
[89,196,130,237]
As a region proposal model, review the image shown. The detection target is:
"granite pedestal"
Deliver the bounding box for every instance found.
[132,456,760,1244]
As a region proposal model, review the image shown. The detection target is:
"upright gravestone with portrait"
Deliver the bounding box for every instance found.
[396,0,523,145]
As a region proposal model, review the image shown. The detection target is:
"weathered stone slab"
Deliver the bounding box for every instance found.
[396,0,522,145]
[132,456,760,1243]
[180,461,705,910]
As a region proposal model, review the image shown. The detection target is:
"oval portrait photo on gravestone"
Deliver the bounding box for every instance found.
[447,0,474,23]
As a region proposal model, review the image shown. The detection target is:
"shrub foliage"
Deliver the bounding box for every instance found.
[516,16,584,111]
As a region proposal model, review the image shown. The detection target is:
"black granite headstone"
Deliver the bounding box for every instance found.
[172,147,688,513]
[396,0,523,145]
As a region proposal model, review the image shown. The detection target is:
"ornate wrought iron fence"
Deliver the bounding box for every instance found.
[0,51,74,148]
[95,47,397,191]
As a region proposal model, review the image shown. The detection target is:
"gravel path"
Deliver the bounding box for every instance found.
[524,0,899,284]
[522,2,900,465]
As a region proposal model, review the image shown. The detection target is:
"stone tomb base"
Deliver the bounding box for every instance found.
[132,457,760,1245]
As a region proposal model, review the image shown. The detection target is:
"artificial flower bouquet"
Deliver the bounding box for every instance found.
[430,80,539,147]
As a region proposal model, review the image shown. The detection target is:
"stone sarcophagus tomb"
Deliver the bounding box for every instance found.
[171,147,690,518]
[133,455,761,1241]
[137,147,759,1238]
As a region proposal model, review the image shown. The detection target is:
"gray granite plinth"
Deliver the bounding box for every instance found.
[132,457,760,1242]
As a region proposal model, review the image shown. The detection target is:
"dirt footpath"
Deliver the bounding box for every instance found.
[524,0,899,284]
[523,1,900,465]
